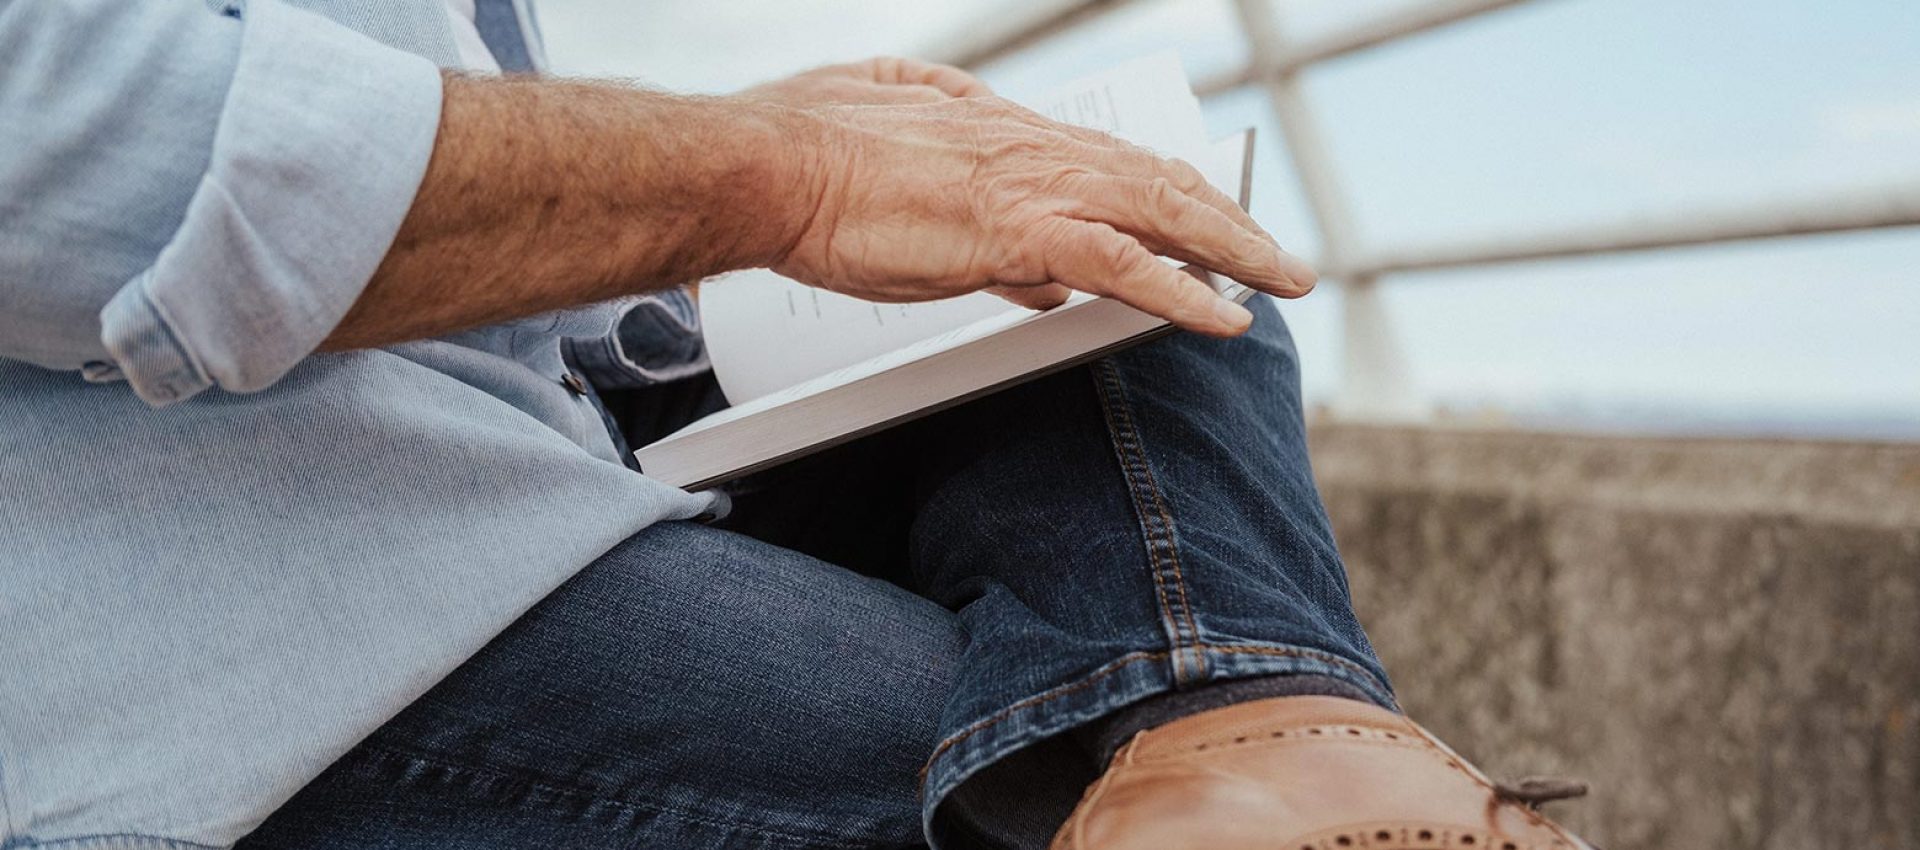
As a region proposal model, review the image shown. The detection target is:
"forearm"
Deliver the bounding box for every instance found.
[325,73,818,350]
[329,63,1315,351]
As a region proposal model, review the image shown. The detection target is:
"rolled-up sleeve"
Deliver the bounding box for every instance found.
[0,0,442,406]
[567,288,713,390]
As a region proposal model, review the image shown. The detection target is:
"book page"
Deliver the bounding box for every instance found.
[700,52,1212,405]
[636,131,1257,487]
[701,277,1018,404]
[1029,50,1209,161]
[672,301,1060,439]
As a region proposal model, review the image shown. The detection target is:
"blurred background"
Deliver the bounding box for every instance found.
[541,0,1920,438]
[540,1,1920,847]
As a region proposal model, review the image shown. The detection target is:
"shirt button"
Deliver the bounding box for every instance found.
[81,361,120,382]
[561,373,589,396]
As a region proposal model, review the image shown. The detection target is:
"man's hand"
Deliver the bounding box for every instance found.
[327,71,1315,350]
[776,97,1316,336]
[745,57,991,106]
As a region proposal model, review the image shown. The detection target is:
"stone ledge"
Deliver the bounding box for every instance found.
[1310,423,1920,529]
[1309,423,1920,850]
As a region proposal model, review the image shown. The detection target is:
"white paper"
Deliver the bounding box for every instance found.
[700,52,1213,405]
[701,277,1018,404]
[1029,51,1209,161]
[673,301,1053,440]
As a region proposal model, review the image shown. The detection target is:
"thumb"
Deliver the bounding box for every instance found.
[989,283,1074,311]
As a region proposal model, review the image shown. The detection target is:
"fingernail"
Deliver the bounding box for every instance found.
[1272,245,1317,289]
[1211,297,1253,330]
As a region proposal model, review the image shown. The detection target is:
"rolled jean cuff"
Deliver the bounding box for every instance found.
[919,638,1396,842]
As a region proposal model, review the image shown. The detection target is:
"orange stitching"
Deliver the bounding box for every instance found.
[1107,371,1201,671]
[918,650,1170,782]
[1099,369,1180,654]
[1092,367,1196,644]
[1088,363,1188,681]
[1136,449,1203,678]
[1163,726,1434,761]
[1206,644,1387,692]
[1091,363,1205,680]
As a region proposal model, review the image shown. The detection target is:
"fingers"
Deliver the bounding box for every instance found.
[1061,174,1312,296]
[868,83,953,105]
[1040,220,1252,336]
[1153,156,1265,242]
[1117,151,1317,290]
[988,282,1073,311]
[1010,108,1317,285]
[864,57,993,98]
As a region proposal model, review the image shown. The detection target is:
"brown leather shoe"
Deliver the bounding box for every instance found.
[1051,696,1593,850]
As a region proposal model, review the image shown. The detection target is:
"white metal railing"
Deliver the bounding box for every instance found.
[934,0,1920,419]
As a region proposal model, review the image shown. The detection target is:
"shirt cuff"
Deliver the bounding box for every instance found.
[97,0,442,406]
[568,288,712,390]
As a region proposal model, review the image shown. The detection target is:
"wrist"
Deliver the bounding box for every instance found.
[707,97,839,273]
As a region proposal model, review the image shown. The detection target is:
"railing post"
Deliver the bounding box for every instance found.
[941,0,1920,423]
[1231,0,1420,420]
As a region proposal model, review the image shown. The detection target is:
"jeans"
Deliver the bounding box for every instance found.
[235,297,1393,850]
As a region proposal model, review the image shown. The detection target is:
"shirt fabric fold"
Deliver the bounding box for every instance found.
[0,2,720,847]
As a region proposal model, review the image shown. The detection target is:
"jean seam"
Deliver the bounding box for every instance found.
[1094,366,1181,681]
[918,650,1169,782]
[918,639,1395,812]
[350,744,883,848]
[1121,399,1205,677]
[1203,644,1395,706]
[1088,361,1206,683]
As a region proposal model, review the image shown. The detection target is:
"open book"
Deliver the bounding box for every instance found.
[635,54,1258,489]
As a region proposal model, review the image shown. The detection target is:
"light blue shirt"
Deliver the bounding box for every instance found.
[0,2,720,847]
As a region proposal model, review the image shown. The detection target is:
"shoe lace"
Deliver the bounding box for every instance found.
[1493,776,1589,810]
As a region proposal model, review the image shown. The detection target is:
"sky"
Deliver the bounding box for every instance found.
[537,0,1920,439]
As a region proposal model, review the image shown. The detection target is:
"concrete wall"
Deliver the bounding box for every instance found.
[1309,424,1920,850]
